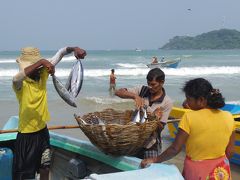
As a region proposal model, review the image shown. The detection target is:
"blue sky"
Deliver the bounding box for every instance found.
[0,0,239,50]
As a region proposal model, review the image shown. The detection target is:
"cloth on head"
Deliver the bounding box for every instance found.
[17,47,42,71]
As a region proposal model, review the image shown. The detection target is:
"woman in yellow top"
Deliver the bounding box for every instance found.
[141,78,235,180]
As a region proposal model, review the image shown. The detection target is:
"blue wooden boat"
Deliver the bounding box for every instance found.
[0,116,184,180]
[167,104,240,166]
[147,58,181,69]
[220,103,240,115]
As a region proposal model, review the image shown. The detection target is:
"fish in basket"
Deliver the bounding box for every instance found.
[74,108,159,156]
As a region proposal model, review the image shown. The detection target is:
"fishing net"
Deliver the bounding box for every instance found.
[74,108,159,156]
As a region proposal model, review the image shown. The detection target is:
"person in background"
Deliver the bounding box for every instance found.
[160,56,165,62]
[115,68,173,159]
[141,78,235,180]
[109,69,116,94]
[12,46,86,180]
[151,56,158,64]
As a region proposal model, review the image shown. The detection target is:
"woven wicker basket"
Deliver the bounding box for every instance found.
[74,108,159,156]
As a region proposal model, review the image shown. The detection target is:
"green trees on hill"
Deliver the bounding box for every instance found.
[161,29,240,50]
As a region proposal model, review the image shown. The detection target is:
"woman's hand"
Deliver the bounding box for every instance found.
[140,158,155,168]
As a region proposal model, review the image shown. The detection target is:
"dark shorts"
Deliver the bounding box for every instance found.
[13,127,51,179]
[109,83,116,90]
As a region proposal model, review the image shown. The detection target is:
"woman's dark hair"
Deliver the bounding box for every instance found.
[183,78,225,109]
[146,68,165,82]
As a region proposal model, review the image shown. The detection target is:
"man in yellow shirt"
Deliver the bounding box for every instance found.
[12,46,86,180]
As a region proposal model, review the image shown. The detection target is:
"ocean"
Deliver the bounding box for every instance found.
[1,49,240,102]
[1,49,240,126]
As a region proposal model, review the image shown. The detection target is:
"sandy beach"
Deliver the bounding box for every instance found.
[1,99,239,179]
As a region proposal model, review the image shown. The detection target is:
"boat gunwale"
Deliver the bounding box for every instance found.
[0,132,141,171]
[50,132,141,171]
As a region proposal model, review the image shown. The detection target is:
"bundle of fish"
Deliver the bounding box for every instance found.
[52,60,84,107]
[132,106,148,123]
[86,107,148,125]
[75,107,148,127]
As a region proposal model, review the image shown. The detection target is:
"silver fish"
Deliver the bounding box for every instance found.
[74,114,87,125]
[93,115,105,125]
[132,110,141,123]
[65,66,73,91]
[140,107,147,123]
[52,75,77,107]
[69,60,84,98]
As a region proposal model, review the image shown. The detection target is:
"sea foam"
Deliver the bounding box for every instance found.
[1,66,240,78]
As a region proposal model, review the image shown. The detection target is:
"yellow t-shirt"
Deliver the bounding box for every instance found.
[179,109,235,161]
[13,68,50,133]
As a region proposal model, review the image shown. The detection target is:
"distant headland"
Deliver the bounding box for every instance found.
[160,29,240,50]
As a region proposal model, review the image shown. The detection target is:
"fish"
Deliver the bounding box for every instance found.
[67,60,84,98]
[74,114,87,125]
[65,66,73,91]
[53,60,84,107]
[140,107,147,123]
[132,110,141,123]
[93,115,105,125]
[52,75,77,107]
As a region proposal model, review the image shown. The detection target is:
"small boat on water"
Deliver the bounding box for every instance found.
[0,116,184,180]
[147,58,181,69]
[135,48,142,52]
[167,104,240,166]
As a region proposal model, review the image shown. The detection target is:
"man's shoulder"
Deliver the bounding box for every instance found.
[163,94,174,107]
[164,94,173,102]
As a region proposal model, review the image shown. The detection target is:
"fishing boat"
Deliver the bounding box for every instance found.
[147,58,181,69]
[0,116,184,180]
[167,104,240,166]
[135,48,142,52]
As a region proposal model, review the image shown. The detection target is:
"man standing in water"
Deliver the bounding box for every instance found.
[115,68,173,159]
[12,46,86,180]
[109,69,116,94]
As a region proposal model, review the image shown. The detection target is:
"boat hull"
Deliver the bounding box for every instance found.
[168,106,240,166]
[0,148,13,180]
[147,59,181,69]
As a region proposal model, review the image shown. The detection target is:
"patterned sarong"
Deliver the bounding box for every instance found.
[183,155,231,180]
